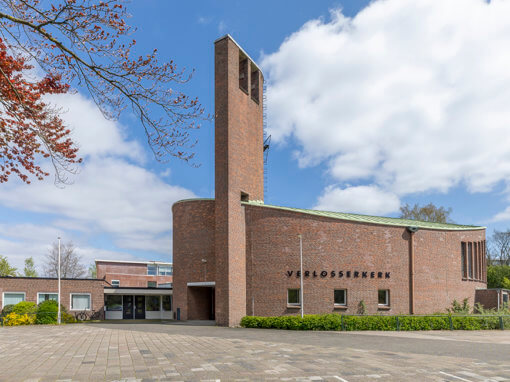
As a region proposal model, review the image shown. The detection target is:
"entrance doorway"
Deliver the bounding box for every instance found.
[122,296,133,319]
[188,286,215,320]
[135,295,145,319]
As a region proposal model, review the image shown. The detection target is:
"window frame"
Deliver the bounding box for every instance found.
[37,292,58,304]
[111,280,120,288]
[147,264,157,276]
[70,293,91,311]
[287,288,300,306]
[105,295,122,311]
[2,292,26,308]
[157,265,172,276]
[378,289,390,306]
[334,289,347,306]
[146,295,161,312]
[162,295,172,311]
[147,281,157,288]
[461,242,467,279]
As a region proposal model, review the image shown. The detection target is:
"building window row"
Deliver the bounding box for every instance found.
[461,240,486,282]
[147,264,173,276]
[105,295,172,312]
[287,289,390,307]
[2,292,91,311]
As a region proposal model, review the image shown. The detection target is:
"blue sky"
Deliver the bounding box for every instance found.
[2,0,510,273]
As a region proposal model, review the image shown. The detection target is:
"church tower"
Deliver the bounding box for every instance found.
[214,35,264,326]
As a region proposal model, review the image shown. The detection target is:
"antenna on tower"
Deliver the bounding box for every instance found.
[263,81,270,201]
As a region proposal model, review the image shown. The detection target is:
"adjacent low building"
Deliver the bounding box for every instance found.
[0,276,105,319]
[1,260,174,320]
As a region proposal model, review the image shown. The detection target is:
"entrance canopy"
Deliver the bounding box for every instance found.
[104,287,172,295]
[187,281,215,287]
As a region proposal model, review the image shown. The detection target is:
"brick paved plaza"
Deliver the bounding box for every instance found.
[1,322,510,381]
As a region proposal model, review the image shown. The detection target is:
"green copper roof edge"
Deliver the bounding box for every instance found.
[242,201,485,231]
[172,198,214,207]
[172,198,485,231]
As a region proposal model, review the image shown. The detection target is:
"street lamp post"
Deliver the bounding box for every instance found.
[57,237,61,325]
[299,234,303,318]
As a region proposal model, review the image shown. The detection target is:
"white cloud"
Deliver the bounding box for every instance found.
[218,21,227,34]
[262,0,510,217]
[314,185,400,215]
[0,92,195,261]
[0,233,140,275]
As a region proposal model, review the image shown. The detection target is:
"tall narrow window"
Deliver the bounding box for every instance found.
[162,295,172,311]
[473,242,478,280]
[239,53,248,93]
[468,242,473,279]
[461,242,467,278]
[250,64,259,103]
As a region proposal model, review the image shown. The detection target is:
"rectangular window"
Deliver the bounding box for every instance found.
[162,295,172,311]
[158,265,172,276]
[158,283,172,289]
[111,280,120,288]
[239,53,248,93]
[3,292,25,307]
[146,296,160,311]
[378,290,390,306]
[334,289,347,306]
[105,295,122,311]
[147,264,157,276]
[468,242,473,279]
[461,242,467,278]
[71,294,91,310]
[147,281,157,288]
[37,293,58,304]
[287,289,300,306]
[250,64,259,103]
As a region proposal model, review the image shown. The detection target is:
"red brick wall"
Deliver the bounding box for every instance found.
[173,199,216,321]
[0,277,105,319]
[475,289,499,310]
[214,36,264,326]
[96,261,172,288]
[244,205,486,316]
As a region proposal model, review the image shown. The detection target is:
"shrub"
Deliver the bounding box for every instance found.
[240,313,509,331]
[1,304,14,317]
[3,312,36,326]
[12,301,37,315]
[36,300,59,324]
[62,312,77,324]
[448,298,470,314]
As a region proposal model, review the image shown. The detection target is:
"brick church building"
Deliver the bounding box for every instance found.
[172,35,487,327]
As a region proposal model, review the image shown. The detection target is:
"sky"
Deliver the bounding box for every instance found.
[2,0,510,274]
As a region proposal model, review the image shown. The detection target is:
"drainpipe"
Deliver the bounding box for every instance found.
[407,227,419,315]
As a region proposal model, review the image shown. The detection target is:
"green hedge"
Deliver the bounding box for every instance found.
[240,314,509,331]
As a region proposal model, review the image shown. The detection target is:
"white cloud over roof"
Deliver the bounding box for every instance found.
[262,0,510,217]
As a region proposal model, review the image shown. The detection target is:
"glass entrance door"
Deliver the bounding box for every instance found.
[135,295,145,319]
[122,295,133,319]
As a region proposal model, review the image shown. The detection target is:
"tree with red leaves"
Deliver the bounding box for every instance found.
[0,0,204,184]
